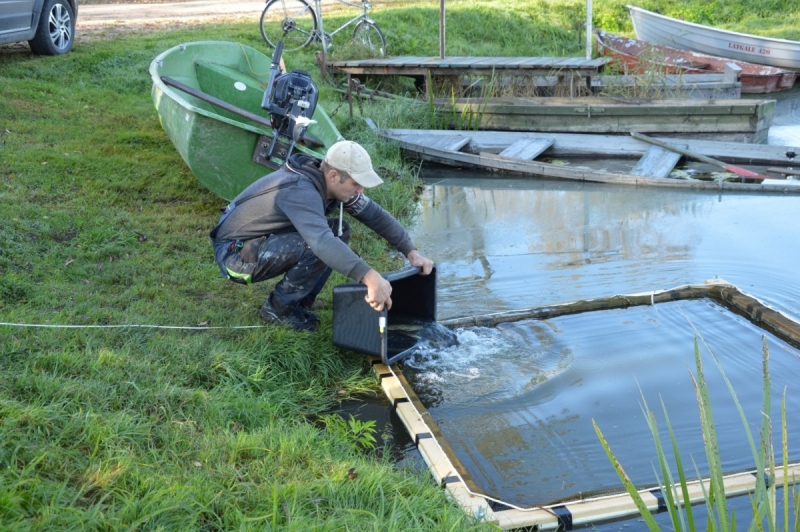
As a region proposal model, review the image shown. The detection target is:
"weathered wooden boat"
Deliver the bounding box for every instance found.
[591,71,741,99]
[628,5,800,72]
[595,30,797,94]
[377,128,800,193]
[432,96,775,143]
[150,41,343,200]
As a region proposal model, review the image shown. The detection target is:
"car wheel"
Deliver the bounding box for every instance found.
[28,0,76,56]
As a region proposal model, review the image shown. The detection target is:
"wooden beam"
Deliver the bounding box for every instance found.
[631,145,685,178]
[498,138,555,160]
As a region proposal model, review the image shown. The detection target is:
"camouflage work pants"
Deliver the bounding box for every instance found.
[218,218,351,308]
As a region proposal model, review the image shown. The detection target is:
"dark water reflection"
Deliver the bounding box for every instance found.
[413,177,800,321]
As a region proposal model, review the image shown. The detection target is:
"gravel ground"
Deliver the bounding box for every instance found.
[76,0,265,41]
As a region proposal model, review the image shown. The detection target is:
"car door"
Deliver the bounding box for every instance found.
[0,0,36,35]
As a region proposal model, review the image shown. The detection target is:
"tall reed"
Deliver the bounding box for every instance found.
[594,337,798,530]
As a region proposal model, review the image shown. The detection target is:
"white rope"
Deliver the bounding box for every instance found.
[0,322,266,330]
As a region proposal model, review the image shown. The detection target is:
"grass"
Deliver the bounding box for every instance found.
[3,0,800,529]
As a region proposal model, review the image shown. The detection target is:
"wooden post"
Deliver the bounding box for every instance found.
[439,0,446,58]
[347,73,353,117]
[426,69,432,101]
[724,62,742,84]
[586,0,592,60]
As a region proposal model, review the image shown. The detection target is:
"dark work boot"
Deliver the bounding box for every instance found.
[296,294,322,326]
[293,305,321,326]
[259,294,317,332]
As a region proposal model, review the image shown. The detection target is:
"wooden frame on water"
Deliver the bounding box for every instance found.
[371,279,800,530]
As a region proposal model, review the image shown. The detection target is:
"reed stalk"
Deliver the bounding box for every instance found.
[595,336,796,530]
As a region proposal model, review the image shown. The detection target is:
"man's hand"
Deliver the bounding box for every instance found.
[407,250,434,275]
[362,269,392,312]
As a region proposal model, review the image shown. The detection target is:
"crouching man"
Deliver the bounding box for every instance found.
[209,140,434,332]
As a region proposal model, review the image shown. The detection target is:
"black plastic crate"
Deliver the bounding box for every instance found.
[333,266,437,365]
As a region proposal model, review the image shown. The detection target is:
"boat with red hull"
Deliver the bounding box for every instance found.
[595,30,796,94]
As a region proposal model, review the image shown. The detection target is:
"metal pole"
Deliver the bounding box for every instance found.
[439,0,445,58]
[585,0,592,59]
[317,0,328,56]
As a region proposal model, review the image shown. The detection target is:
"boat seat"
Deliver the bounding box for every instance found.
[498,138,555,160]
[194,60,266,112]
[631,145,685,178]
[404,134,471,152]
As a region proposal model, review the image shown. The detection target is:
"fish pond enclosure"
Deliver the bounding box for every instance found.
[365,172,800,529]
[374,282,800,529]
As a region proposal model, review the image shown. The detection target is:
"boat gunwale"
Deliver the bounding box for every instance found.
[626,5,800,47]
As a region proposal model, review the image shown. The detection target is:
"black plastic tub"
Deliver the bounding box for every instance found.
[332,266,437,365]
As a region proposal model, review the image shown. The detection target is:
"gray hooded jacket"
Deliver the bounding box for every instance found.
[211,153,415,282]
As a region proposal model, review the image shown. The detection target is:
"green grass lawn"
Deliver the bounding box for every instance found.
[2,0,798,529]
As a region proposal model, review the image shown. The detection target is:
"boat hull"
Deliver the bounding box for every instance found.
[628,5,800,72]
[150,41,342,200]
[379,129,800,193]
[595,30,796,94]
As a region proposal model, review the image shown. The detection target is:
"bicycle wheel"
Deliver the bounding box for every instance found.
[351,20,386,57]
[260,0,317,52]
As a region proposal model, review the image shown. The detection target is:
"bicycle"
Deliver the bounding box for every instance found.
[260,0,386,56]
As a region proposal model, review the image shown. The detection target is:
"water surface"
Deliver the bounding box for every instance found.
[401,107,800,513]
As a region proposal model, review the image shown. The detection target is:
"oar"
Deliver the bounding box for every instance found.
[631,131,774,180]
[162,76,274,129]
[160,76,325,148]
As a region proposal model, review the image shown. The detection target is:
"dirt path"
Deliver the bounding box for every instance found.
[79,0,264,27]
[76,0,265,41]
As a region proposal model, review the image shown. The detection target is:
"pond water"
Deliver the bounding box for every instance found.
[401,299,800,506]
[412,176,800,323]
[389,90,800,524]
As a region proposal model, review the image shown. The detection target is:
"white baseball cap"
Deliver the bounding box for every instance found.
[324,140,383,188]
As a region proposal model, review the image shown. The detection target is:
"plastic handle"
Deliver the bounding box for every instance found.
[271,41,284,66]
[261,41,285,110]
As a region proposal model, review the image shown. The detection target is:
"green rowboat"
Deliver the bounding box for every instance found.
[150,41,343,200]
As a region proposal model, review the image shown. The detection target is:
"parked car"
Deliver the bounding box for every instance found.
[0,0,78,55]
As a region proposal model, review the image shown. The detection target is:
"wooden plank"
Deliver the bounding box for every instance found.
[465,58,505,68]
[492,57,524,67]
[767,167,800,176]
[406,134,471,152]
[551,57,585,66]
[435,57,476,67]
[631,145,684,178]
[383,56,429,66]
[516,57,548,66]
[498,138,555,160]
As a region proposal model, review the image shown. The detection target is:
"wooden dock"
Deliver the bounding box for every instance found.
[432,97,774,142]
[326,56,610,97]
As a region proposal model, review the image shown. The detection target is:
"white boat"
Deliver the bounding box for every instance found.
[628,5,800,71]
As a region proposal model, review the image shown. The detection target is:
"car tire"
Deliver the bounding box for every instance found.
[28,0,76,56]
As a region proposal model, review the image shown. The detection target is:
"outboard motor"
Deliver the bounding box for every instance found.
[260,41,318,161]
[266,69,318,141]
